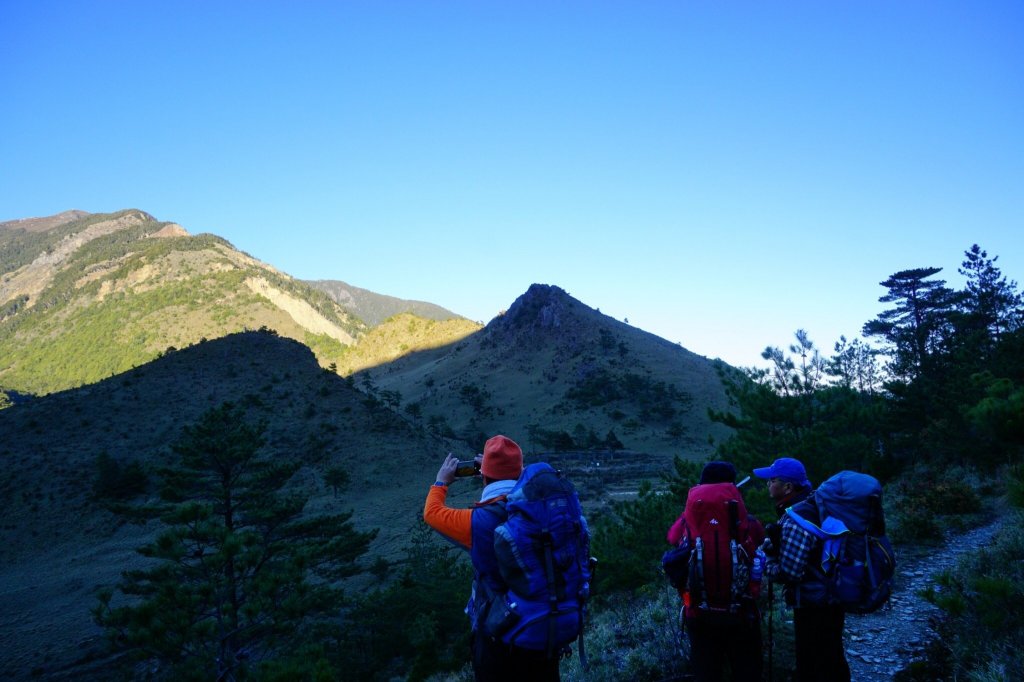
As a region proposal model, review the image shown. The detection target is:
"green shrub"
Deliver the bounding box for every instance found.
[336,525,473,681]
[890,504,945,544]
[887,465,983,543]
[560,589,688,681]
[1007,465,1024,509]
[919,514,1024,680]
[92,452,148,500]
[590,483,680,594]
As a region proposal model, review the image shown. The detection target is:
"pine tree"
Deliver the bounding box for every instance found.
[958,244,1023,349]
[828,336,883,393]
[862,267,958,381]
[94,402,376,680]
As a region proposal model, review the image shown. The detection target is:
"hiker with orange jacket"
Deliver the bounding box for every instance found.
[423,435,559,682]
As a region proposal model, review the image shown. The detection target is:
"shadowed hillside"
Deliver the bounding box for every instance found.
[0,330,467,680]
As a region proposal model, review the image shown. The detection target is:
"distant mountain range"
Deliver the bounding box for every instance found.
[0,208,736,679]
[305,278,466,326]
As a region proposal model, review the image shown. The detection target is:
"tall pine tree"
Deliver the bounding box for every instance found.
[94,402,376,680]
[958,244,1023,353]
[862,267,959,382]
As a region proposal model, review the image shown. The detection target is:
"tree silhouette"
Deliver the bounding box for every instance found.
[94,402,376,679]
[862,267,957,381]
[958,244,1023,349]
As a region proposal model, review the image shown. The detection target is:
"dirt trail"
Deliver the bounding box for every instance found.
[842,518,1003,680]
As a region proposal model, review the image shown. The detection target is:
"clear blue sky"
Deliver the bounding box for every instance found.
[2,1,1022,368]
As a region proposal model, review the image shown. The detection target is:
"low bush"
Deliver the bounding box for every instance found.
[92,452,148,501]
[561,588,688,681]
[887,465,983,543]
[917,513,1024,680]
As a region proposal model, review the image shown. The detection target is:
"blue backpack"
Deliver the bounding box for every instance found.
[787,471,896,614]
[485,463,592,656]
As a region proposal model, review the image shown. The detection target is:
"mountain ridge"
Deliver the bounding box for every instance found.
[0,208,738,680]
[0,209,367,393]
[0,209,486,396]
[306,278,467,326]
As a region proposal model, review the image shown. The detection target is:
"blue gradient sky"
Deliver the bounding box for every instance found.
[2,1,1021,368]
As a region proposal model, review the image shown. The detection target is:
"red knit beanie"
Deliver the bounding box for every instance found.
[481,435,523,481]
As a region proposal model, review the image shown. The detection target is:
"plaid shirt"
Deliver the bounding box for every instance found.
[765,513,816,584]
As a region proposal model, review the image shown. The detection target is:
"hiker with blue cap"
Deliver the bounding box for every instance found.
[753,457,818,679]
[753,457,812,519]
[757,458,852,682]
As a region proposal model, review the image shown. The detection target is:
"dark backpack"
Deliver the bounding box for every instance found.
[787,470,896,614]
[672,482,763,622]
[484,463,592,655]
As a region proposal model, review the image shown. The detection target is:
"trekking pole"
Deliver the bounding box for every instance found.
[769,583,776,682]
[577,557,598,674]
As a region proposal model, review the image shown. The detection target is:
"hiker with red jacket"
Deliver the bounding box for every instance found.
[758,457,851,682]
[666,461,766,682]
[423,435,560,682]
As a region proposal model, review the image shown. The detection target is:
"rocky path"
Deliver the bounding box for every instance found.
[842,518,1003,680]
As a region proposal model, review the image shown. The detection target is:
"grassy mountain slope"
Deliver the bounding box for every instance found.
[366,283,733,462]
[306,278,469,326]
[0,331,466,680]
[335,312,481,375]
[0,210,475,396]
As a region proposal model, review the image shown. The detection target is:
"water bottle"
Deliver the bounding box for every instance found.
[749,548,766,598]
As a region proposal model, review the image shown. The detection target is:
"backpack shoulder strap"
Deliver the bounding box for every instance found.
[786,507,851,573]
[785,506,828,539]
[472,497,509,537]
[473,494,508,511]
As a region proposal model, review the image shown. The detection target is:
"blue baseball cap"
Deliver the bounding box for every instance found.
[753,457,811,488]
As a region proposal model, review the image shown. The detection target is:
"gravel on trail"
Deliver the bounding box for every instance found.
[841,519,1003,680]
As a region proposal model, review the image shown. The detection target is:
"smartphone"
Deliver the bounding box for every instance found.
[455,460,481,477]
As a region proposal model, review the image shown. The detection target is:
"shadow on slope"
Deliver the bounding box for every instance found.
[0,330,459,680]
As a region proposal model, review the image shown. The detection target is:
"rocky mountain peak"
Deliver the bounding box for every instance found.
[500,283,575,330]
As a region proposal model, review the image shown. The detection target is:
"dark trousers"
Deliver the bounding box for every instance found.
[471,630,560,682]
[793,605,850,682]
[685,613,763,682]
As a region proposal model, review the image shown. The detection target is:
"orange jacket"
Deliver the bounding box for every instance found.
[423,484,512,549]
[423,485,473,548]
